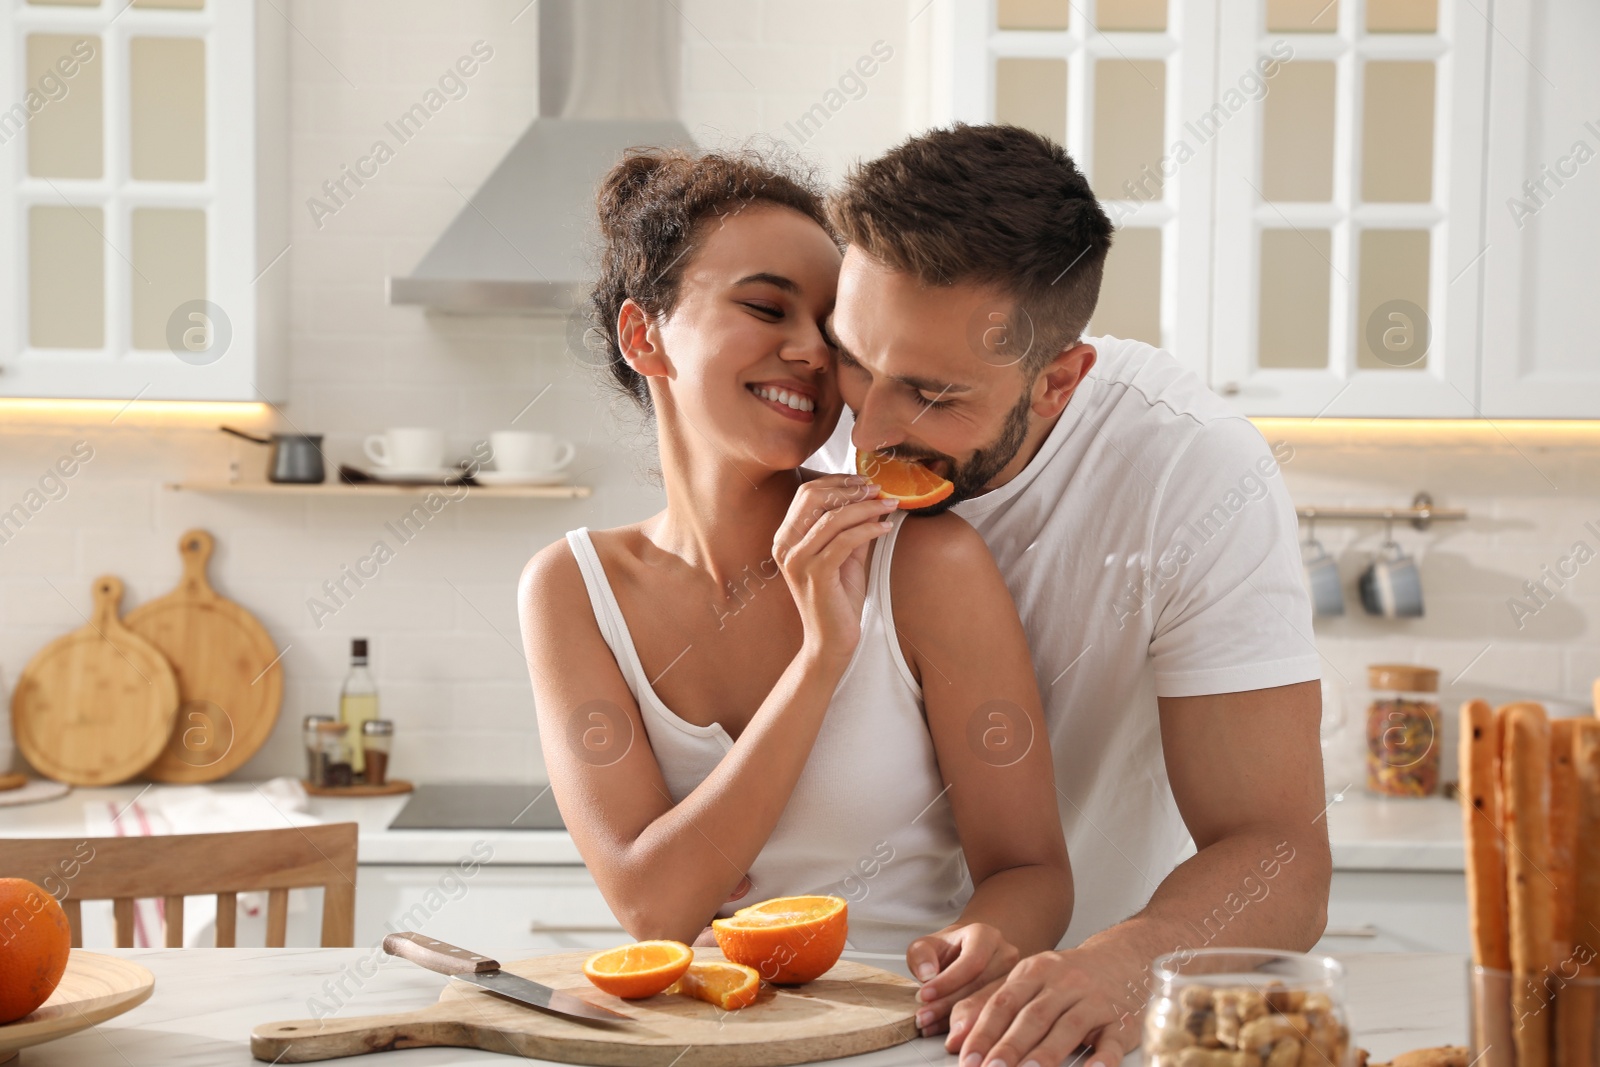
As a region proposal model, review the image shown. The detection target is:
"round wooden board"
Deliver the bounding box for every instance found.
[252,950,920,1066]
[125,529,285,783]
[0,952,155,1056]
[10,577,179,787]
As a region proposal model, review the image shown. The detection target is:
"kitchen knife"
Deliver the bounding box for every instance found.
[382,932,630,1023]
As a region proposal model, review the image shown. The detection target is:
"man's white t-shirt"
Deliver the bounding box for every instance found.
[810,335,1320,946]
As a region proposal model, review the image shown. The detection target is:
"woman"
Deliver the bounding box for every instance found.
[518,148,1069,1032]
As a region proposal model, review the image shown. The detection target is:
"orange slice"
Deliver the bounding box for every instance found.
[711,895,848,984]
[582,940,694,999]
[856,450,954,510]
[672,960,762,1011]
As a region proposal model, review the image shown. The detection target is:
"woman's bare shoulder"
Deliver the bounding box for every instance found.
[889,511,1016,627]
[518,523,647,615]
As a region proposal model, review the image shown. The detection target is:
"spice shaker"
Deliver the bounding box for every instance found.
[303,715,335,784]
[361,720,393,786]
[313,720,354,788]
[1365,663,1441,797]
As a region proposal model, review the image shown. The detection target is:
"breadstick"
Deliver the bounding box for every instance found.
[1549,719,1584,1067]
[1576,722,1600,968]
[1550,719,1579,953]
[1504,703,1553,1067]
[1461,700,1511,970]
[1560,722,1600,1067]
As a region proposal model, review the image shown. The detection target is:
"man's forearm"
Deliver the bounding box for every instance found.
[1077,821,1332,1027]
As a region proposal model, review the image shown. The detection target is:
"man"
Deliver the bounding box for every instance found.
[808,124,1331,1067]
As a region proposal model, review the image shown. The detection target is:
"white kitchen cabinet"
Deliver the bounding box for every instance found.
[354,864,627,955]
[928,0,1593,420]
[0,0,286,401]
[1477,0,1600,417]
[1316,870,1469,955]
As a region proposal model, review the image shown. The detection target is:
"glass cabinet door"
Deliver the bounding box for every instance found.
[1209,0,1488,416]
[0,0,271,400]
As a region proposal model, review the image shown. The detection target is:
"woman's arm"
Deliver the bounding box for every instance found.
[889,513,1073,1032]
[518,475,896,943]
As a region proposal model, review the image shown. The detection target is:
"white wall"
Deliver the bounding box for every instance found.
[1,1,1595,790]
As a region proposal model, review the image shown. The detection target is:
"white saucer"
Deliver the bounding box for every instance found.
[369,467,458,482]
[475,470,571,487]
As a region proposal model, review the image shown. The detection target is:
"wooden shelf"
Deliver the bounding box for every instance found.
[165,481,592,499]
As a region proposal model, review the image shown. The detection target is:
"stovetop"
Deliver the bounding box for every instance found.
[387,782,565,831]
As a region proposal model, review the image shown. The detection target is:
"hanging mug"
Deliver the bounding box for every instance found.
[1302,538,1345,617]
[1358,541,1425,618]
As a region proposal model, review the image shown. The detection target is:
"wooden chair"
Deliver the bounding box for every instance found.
[1,823,358,948]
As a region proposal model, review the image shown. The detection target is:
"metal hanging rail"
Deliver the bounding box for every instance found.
[1295,492,1467,532]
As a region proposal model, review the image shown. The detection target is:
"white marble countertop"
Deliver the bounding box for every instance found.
[1320,791,1464,872]
[14,949,1470,1066]
[0,783,1464,871]
[0,783,582,865]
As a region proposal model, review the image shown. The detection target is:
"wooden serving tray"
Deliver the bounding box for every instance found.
[0,952,154,1060]
[252,949,919,1065]
[300,779,413,797]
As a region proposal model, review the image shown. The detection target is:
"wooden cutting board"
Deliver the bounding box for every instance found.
[0,952,155,1058]
[125,529,284,783]
[10,576,179,786]
[252,950,920,1065]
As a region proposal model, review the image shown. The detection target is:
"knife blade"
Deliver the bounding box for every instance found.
[382,931,630,1023]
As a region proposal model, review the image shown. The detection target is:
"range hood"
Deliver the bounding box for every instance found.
[387,0,693,314]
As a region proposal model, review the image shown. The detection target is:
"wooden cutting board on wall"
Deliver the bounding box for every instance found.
[125,528,284,783]
[11,576,179,786]
[252,951,921,1065]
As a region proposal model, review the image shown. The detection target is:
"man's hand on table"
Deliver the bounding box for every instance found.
[945,942,1141,1067]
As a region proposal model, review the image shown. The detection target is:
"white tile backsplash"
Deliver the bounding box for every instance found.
[1,2,1596,793]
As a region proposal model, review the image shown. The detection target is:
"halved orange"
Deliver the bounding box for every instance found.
[582,940,693,999]
[711,895,848,984]
[672,960,762,1011]
[856,450,954,510]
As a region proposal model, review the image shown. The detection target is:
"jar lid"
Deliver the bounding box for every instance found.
[361,719,394,736]
[303,714,335,727]
[1368,663,1439,691]
[313,720,350,734]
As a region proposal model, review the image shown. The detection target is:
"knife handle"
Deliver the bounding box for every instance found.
[383,931,499,975]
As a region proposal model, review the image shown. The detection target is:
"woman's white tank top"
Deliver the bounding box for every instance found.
[564,511,970,953]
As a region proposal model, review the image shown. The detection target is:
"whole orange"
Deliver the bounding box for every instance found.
[0,878,72,1024]
[712,895,847,984]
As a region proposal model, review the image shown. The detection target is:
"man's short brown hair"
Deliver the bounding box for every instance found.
[828,123,1114,372]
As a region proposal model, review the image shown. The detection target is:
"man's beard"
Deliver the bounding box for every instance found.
[892,385,1034,517]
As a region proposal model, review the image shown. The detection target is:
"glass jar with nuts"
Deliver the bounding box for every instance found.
[1143,949,1352,1067]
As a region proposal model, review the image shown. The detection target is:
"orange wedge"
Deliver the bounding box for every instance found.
[582,940,694,999]
[673,960,762,1011]
[711,895,848,984]
[856,450,954,510]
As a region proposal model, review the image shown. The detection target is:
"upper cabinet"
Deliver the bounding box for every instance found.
[0,0,285,401]
[1478,0,1600,418]
[930,0,1596,419]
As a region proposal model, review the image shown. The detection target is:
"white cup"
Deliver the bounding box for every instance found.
[491,431,575,475]
[364,428,444,472]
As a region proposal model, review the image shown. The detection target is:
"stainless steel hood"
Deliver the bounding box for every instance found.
[387,0,693,314]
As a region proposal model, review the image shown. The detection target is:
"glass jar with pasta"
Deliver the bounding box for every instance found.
[1364,663,1440,797]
